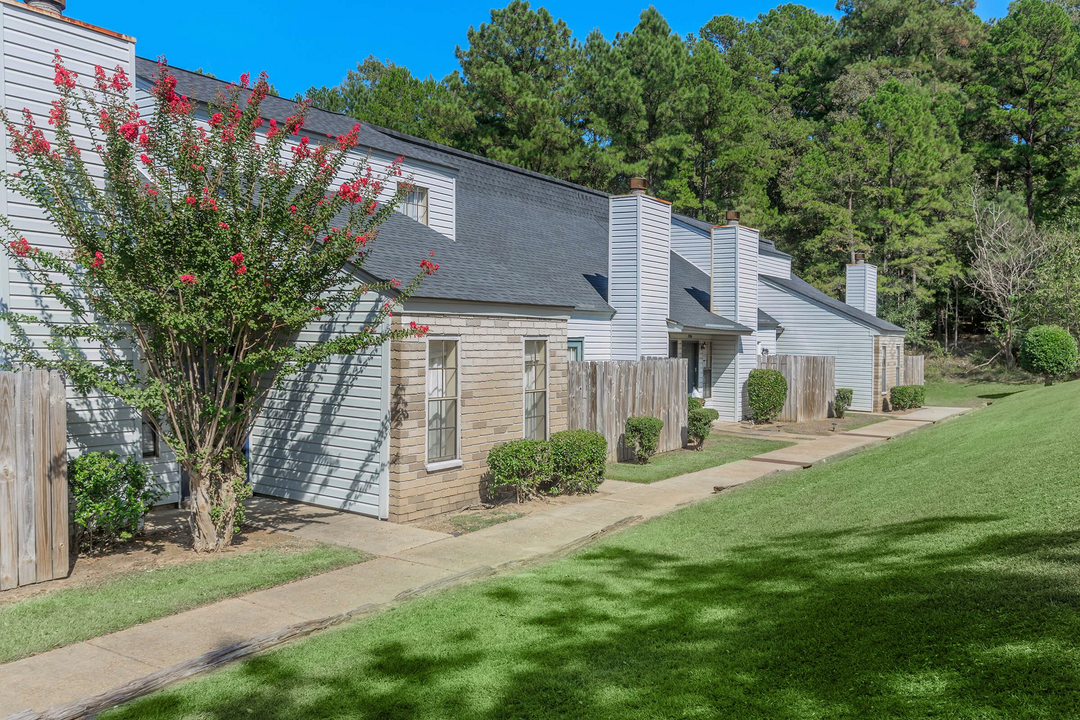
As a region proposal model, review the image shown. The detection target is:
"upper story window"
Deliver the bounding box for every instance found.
[427,338,459,465]
[524,339,548,440]
[399,183,429,226]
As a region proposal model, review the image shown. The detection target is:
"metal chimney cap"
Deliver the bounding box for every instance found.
[26,0,66,13]
[629,177,647,195]
[854,251,866,264]
[725,210,740,224]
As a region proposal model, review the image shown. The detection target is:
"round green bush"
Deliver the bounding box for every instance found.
[69,452,163,552]
[1020,325,1079,384]
[688,406,720,449]
[834,388,854,419]
[747,368,787,423]
[550,430,607,494]
[487,439,552,502]
[624,415,664,464]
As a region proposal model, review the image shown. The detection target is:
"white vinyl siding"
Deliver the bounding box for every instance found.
[523,339,548,440]
[759,278,876,413]
[845,263,878,317]
[608,195,670,360]
[0,7,160,490]
[758,326,778,356]
[759,251,791,278]
[249,290,390,518]
[705,335,739,421]
[567,314,611,360]
[670,219,711,274]
[711,223,759,419]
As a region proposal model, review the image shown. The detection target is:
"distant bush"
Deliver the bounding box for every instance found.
[625,415,664,464]
[688,405,720,449]
[1019,325,1079,384]
[487,439,552,502]
[834,388,854,419]
[550,430,607,494]
[69,452,163,552]
[747,369,787,423]
[889,385,925,410]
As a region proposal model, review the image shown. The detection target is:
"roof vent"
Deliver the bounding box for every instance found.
[629,177,647,196]
[26,0,66,13]
[854,251,866,264]
[726,210,740,225]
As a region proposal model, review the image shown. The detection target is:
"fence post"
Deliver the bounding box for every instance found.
[0,372,16,590]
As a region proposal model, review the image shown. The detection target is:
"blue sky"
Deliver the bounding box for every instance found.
[71,0,1012,99]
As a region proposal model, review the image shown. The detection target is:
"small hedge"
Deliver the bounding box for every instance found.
[688,405,720,449]
[488,431,607,501]
[834,388,853,419]
[487,439,552,502]
[1020,324,1079,384]
[550,430,607,494]
[889,384,925,410]
[69,452,163,552]
[747,368,787,423]
[625,415,664,464]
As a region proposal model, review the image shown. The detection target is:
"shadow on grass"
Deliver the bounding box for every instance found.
[109,514,1080,719]
[978,391,1023,400]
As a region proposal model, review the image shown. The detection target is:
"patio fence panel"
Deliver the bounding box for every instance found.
[904,355,925,386]
[568,358,688,462]
[762,354,835,423]
[0,369,69,591]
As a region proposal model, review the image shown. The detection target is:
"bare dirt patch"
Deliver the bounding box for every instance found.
[0,506,313,607]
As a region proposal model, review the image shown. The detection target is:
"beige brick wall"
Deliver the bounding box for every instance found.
[873,335,905,412]
[388,313,568,522]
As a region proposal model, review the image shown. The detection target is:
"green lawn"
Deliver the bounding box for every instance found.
[0,544,365,664]
[924,378,1038,407]
[605,433,792,483]
[103,381,1080,719]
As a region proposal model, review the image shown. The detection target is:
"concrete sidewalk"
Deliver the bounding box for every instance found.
[0,406,969,719]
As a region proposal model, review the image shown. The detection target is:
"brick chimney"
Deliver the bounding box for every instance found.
[846,252,877,316]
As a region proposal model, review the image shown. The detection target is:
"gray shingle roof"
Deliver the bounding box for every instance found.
[669,253,751,333]
[761,273,905,334]
[758,308,781,327]
[671,212,792,260]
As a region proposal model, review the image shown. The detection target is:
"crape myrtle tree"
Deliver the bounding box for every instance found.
[0,56,436,552]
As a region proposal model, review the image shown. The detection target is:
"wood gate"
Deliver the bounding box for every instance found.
[0,369,69,590]
[567,358,688,462]
[762,354,835,423]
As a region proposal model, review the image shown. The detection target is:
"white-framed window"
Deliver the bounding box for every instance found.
[524,338,548,440]
[399,183,429,226]
[427,338,459,465]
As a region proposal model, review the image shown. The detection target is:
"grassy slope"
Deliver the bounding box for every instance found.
[924,378,1037,407]
[606,433,791,483]
[108,382,1080,720]
[0,544,365,664]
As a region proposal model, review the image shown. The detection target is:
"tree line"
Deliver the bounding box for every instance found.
[307,0,1080,353]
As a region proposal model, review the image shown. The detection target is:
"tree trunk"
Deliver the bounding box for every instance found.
[187,454,246,553]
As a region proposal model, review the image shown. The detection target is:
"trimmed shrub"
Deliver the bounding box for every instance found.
[550,430,607,494]
[834,388,854,419]
[889,384,925,410]
[625,415,664,464]
[69,452,163,552]
[1020,324,1079,384]
[688,406,720,449]
[687,396,704,412]
[487,439,552,502]
[747,368,787,423]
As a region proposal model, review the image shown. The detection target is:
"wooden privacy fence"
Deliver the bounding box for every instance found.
[762,354,835,423]
[568,358,688,462]
[904,355,925,386]
[0,369,69,591]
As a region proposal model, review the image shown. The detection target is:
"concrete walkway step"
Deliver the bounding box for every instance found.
[0,405,971,720]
